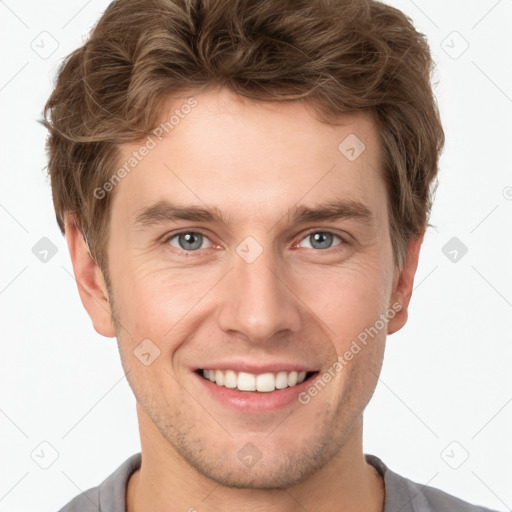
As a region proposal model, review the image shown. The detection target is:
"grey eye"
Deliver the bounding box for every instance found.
[168,232,209,251]
[299,232,341,250]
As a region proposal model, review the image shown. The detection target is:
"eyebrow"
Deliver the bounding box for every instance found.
[289,200,374,225]
[133,198,374,229]
[133,201,229,227]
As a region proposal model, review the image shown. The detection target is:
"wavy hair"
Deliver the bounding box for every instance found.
[42,0,444,275]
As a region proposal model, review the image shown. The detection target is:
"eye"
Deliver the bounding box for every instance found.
[297,231,343,250]
[163,229,345,255]
[165,231,213,252]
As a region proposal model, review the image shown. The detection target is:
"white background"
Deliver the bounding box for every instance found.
[1,0,511,511]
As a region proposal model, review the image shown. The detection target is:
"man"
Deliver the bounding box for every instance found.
[42,0,499,510]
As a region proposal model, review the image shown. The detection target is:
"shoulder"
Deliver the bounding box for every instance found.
[57,488,99,512]
[56,453,141,512]
[403,474,498,512]
[365,453,500,512]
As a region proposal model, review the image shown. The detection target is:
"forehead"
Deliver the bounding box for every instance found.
[111,87,386,227]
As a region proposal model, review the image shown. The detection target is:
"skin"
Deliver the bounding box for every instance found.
[65,87,422,511]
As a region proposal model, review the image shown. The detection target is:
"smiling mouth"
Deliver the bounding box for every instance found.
[196,369,319,392]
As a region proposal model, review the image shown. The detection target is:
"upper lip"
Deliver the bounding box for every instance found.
[194,361,320,374]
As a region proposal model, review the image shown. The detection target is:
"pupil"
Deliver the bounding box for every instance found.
[180,232,202,250]
[311,232,332,249]
[177,232,333,251]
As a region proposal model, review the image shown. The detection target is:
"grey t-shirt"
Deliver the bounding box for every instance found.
[57,452,499,511]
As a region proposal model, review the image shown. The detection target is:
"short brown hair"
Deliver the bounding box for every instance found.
[42,0,444,276]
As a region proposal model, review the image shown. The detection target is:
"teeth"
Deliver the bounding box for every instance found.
[275,371,288,389]
[238,372,256,391]
[256,373,275,392]
[201,368,309,392]
[224,370,237,388]
[215,369,224,386]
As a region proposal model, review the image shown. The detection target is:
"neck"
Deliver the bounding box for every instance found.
[127,406,385,512]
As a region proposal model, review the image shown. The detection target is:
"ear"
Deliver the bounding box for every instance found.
[387,236,423,335]
[64,215,116,338]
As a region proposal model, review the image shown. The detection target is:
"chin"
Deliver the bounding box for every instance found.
[187,453,325,490]
[165,425,346,490]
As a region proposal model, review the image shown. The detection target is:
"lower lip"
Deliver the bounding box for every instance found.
[193,371,318,413]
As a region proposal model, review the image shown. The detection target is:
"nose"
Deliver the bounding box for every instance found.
[216,242,302,344]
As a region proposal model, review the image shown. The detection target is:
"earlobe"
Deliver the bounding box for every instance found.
[387,236,423,335]
[64,215,116,338]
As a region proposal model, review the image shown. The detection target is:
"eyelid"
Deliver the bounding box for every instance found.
[162,228,349,255]
[163,229,215,249]
[294,228,346,250]
[163,228,210,241]
[299,227,346,241]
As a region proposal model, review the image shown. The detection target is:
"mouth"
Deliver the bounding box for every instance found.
[195,368,319,393]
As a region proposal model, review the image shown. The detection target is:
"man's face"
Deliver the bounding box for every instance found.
[97,87,409,488]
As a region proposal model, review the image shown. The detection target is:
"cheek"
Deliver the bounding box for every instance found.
[293,256,393,344]
[110,232,394,347]
[107,249,242,402]
[335,332,385,417]
[110,261,225,360]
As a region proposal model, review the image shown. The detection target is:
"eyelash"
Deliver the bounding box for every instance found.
[162,229,347,257]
